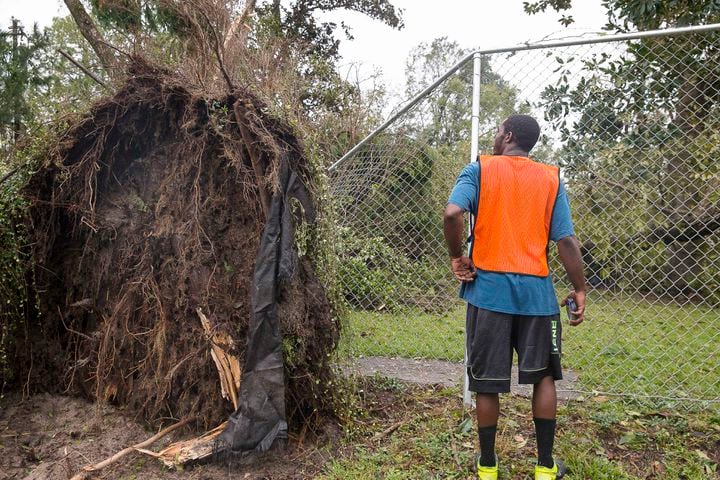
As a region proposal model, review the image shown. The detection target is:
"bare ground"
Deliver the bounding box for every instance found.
[2,374,717,480]
[0,393,334,480]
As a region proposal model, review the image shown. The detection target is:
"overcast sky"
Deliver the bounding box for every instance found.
[321,1,607,90]
[0,0,608,93]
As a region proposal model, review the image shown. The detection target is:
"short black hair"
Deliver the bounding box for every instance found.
[503,115,540,152]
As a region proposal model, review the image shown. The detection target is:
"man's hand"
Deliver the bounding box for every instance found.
[557,236,587,326]
[561,290,586,326]
[451,256,476,282]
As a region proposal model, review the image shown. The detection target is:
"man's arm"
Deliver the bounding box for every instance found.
[443,204,475,282]
[557,235,586,325]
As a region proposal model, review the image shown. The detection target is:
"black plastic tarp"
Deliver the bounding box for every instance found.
[215,153,314,457]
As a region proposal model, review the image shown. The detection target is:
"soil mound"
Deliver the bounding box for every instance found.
[15,61,338,432]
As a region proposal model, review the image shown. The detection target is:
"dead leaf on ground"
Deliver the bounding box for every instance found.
[652,460,665,474]
[694,449,711,461]
[513,434,527,448]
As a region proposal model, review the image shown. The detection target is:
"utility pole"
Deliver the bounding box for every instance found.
[8,17,24,143]
[10,18,19,49]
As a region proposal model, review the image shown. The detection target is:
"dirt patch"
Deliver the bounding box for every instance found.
[348,356,580,399]
[0,393,335,480]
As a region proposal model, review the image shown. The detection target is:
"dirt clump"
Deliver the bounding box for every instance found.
[8,60,338,434]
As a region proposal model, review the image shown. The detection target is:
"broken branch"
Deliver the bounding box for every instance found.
[63,0,117,80]
[57,48,107,88]
[197,307,241,409]
[70,417,192,480]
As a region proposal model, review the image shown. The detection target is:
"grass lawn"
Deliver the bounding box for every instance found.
[340,292,720,404]
[316,377,720,479]
[342,304,467,361]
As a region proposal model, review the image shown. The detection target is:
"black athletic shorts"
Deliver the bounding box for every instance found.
[465,304,563,393]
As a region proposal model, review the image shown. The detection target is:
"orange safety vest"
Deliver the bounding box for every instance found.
[471,155,560,277]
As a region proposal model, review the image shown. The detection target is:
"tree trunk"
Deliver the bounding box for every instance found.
[223,0,257,51]
[272,0,281,23]
[660,64,718,293]
[64,0,117,80]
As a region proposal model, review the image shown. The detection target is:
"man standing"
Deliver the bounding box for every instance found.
[443,115,586,480]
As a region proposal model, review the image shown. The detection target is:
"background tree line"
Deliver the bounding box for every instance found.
[335,0,720,310]
[2,0,719,317]
[525,0,720,301]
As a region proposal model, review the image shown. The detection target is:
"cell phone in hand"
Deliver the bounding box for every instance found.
[566,297,577,323]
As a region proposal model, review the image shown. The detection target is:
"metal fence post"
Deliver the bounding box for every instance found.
[464,52,482,408]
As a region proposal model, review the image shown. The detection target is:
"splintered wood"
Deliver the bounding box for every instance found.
[70,308,243,476]
[151,308,242,465]
[152,421,228,466]
[69,418,192,480]
[197,307,242,409]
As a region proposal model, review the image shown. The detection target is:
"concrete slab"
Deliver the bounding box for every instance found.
[346,356,580,400]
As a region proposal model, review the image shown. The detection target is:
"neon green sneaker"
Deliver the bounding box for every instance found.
[475,454,498,480]
[534,458,566,479]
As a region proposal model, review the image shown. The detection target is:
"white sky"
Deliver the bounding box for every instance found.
[322,1,607,92]
[0,0,67,30]
[0,0,608,94]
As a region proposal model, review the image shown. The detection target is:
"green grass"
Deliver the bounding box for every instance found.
[565,291,720,403]
[342,305,466,361]
[340,292,720,402]
[317,378,720,479]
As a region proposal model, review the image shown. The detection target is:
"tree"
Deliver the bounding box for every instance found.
[0,15,116,161]
[64,0,119,77]
[525,0,720,295]
[26,16,106,128]
[62,0,403,84]
[0,19,52,153]
[403,37,528,149]
[259,0,403,62]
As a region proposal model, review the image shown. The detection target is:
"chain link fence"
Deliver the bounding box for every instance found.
[329,25,720,406]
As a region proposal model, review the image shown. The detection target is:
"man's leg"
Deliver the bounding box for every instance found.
[466,305,512,470]
[515,314,564,472]
[532,375,557,418]
[476,393,500,467]
[532,375,557,468]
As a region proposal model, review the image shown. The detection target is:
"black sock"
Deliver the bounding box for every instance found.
[534,417,556,468]
[477,425,497,467]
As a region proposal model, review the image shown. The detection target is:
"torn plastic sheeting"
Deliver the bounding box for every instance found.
[214,151,314,459]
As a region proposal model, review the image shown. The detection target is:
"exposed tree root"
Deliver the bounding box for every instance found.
[10,59,338,438]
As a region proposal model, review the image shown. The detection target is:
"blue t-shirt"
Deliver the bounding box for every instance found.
[448,161,575,316]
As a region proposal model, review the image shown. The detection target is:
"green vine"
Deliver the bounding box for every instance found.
[0,167,29,389]
[0,126,55,391]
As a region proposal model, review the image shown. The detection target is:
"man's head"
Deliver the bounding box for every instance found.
[492,115,541,155]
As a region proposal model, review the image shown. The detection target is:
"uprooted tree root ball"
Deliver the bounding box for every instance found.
[12,61,339,434]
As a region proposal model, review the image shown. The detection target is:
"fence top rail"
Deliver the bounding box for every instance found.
[328,22,720,173]
[475,22,720,56]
